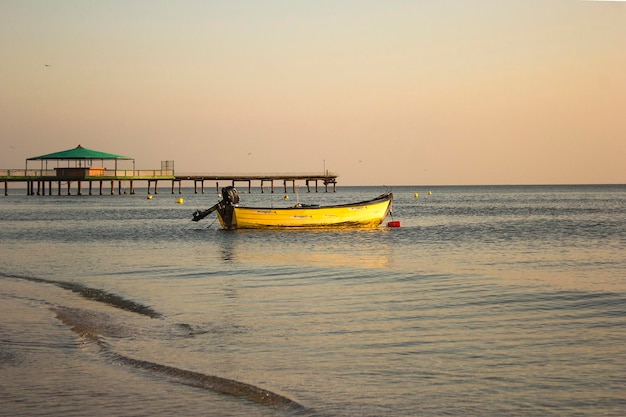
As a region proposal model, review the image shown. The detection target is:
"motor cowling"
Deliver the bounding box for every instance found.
[221,186,240,205]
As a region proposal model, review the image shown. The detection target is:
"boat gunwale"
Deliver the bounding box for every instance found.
[231,192,392,211]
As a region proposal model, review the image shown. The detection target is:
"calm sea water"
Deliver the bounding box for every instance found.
[1,185,625,416]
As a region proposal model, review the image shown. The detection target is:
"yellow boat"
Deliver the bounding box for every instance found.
[192,186,393,230]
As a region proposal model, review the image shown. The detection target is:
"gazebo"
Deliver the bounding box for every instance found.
[26,144,135,177]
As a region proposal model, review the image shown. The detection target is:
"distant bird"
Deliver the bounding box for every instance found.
[44,64,51,67]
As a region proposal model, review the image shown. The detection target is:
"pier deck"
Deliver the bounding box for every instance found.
[0,170,338,196]
[176,173,337,194]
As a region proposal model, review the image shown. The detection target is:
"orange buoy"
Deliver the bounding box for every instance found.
[387,220,401,228]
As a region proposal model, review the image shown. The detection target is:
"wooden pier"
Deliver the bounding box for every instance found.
[179,173,338,195]
[1,145,337,196]
[0,170,338,196]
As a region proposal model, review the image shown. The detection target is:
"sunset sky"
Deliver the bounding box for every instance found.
[1,1,625,185]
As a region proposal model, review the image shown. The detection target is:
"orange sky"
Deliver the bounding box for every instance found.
[1,1,625,185]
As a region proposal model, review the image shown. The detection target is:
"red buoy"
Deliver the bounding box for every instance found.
[387,220,401,228]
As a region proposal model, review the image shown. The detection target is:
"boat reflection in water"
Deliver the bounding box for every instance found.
[214,227,395,269]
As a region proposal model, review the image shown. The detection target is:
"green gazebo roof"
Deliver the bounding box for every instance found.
[27,144,133,160]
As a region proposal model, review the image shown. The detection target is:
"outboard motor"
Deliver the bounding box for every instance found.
[192,186,240,222]
[221,186,240,205]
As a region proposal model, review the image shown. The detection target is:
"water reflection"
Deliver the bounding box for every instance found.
[214,228,395,269]
[217,231,237,263]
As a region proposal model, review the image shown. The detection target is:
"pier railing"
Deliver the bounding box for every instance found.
[1,169,337,180]
[174,171,338,180]
[0,169,175,179]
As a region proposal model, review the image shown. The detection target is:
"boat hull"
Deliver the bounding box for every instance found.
[216,193,393,230]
